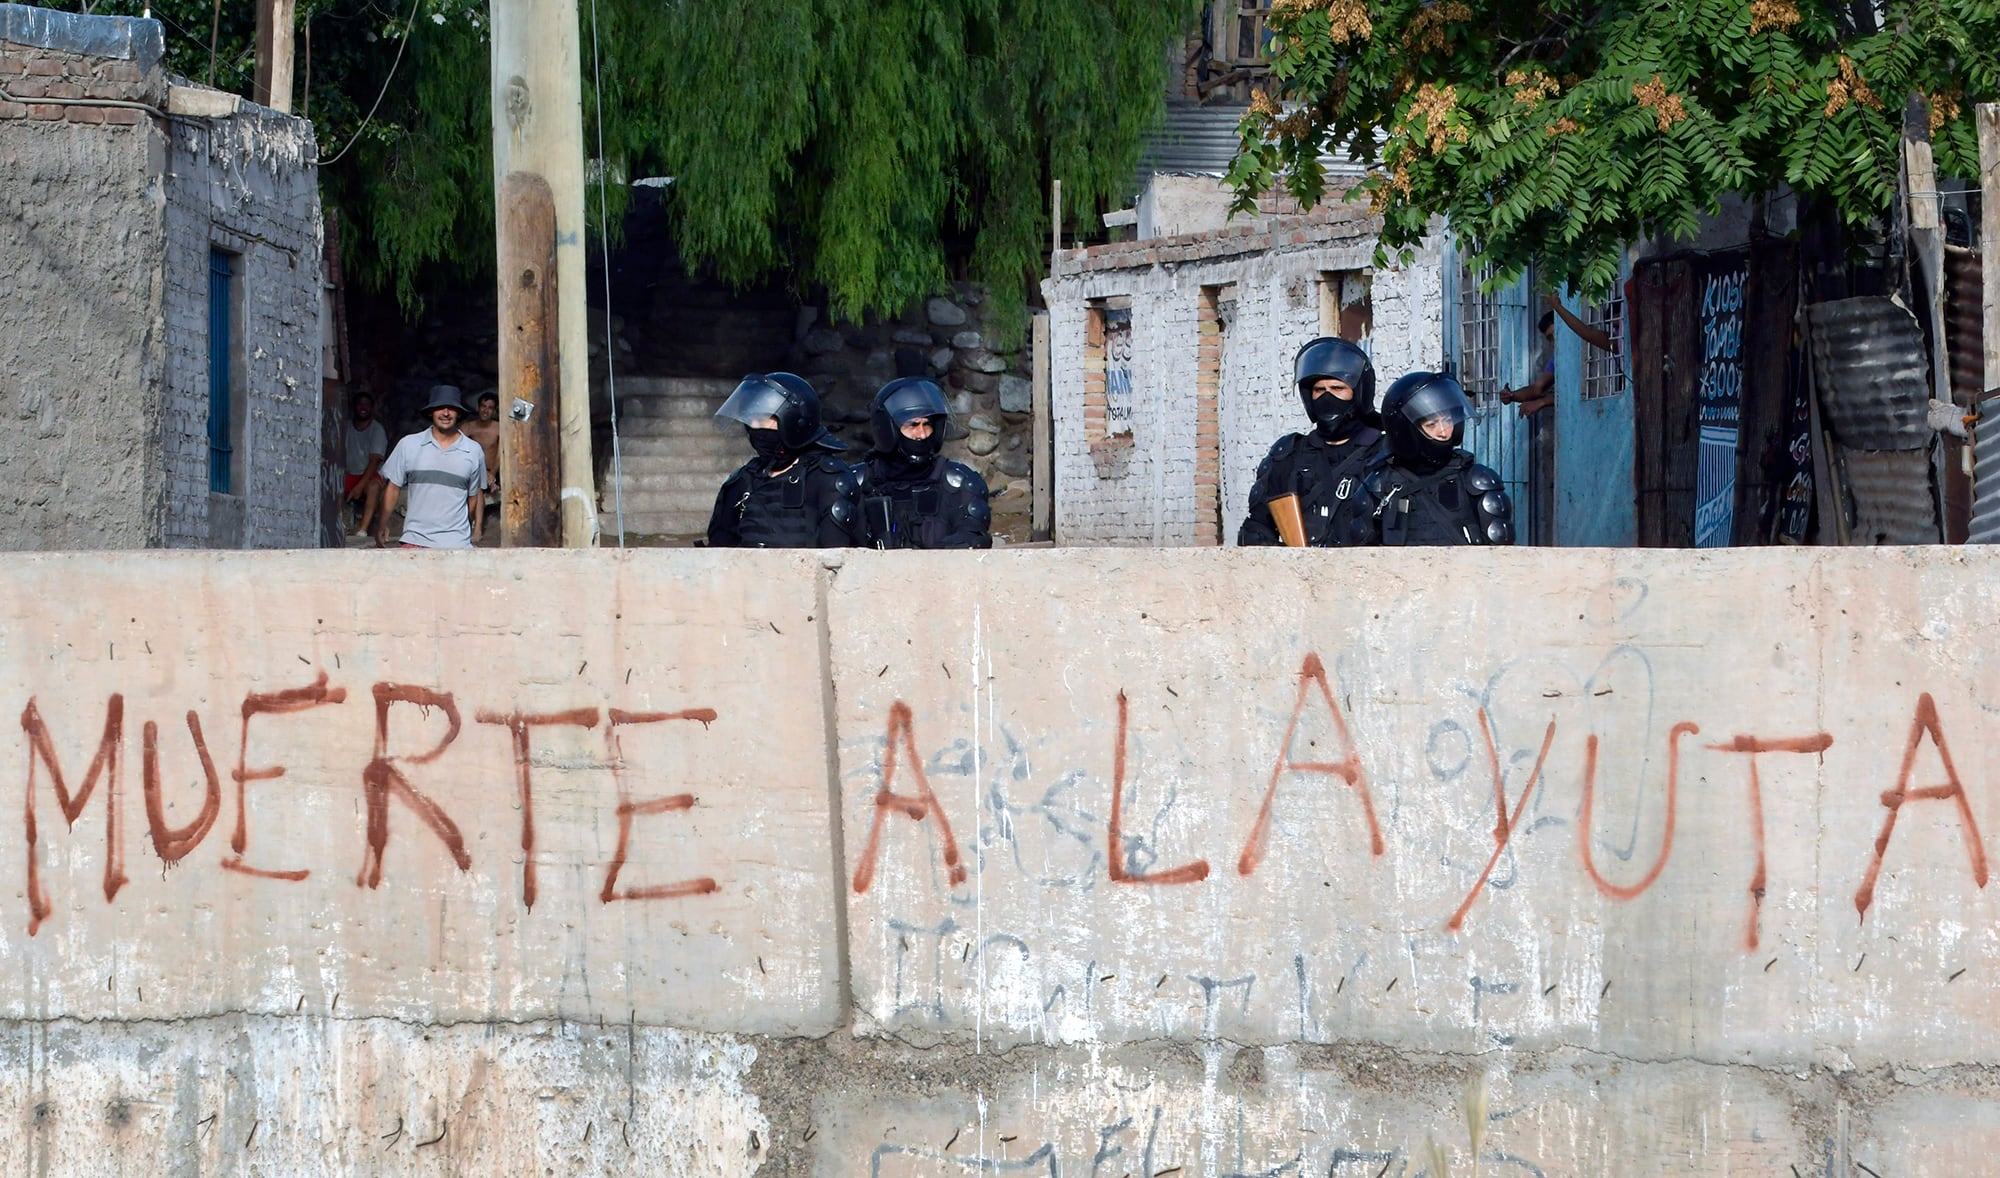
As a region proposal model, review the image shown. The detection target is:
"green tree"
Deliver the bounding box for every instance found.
[48,0,1197,326]
[1227,0,2000,296]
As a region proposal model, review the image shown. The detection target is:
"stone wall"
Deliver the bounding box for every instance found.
[790,285,1036,540]
[0,7,168,548]
[1043,200,1446,546]
[7,545,2000,1175]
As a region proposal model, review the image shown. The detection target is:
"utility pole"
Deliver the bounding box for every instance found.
[489,0,598,547]
[252,0,295,113]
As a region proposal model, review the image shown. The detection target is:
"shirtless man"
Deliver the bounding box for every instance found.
[463,390,501,534]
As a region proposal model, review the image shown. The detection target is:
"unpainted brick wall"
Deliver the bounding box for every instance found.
[1043,206,1446,545]
[161,102,322,548]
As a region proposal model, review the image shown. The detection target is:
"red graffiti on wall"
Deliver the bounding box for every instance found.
[1707,731,1833,949]
[1238,653,1382,876]
[600,707,721,902]
[851,701,967,894]
[142,711,221,865]
[1446,712,1557,932]
[358,683,470,889]
[21,695,128,935]
[227,671,346,881]
[1855,693,1988,922]
[1577,721,1699,900]
[1107,690,1210,885]
[476,706,601,910]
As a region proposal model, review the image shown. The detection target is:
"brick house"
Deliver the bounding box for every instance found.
[0,4,323,549]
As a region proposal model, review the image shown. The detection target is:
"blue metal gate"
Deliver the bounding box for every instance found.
[1443,245,1543,542]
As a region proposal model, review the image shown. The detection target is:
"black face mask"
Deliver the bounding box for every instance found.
[892,423,943,467]
[747,427,789,460]
[1308,394,1359,441]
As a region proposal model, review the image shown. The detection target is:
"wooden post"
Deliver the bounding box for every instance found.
[252,0,296,113]
[497,173,563,546]
[1903,93,1949,540]
[1030,311,1052,541]
[491,0,597,546]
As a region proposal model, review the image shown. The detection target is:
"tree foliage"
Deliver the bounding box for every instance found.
[49,0,1197,325]
[1227,0,2000,296]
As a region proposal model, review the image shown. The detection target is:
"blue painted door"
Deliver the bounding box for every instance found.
[208,249,233,494]
[1553,279,1638,547]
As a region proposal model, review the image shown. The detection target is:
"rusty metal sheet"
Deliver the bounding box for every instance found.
[1839,448,1938,544]
[1806,297,1931,450]
[1946,246,1985,407]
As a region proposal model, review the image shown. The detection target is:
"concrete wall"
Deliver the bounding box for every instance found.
[1044,203,1444,545]
[7,547,2000,1174]
[0,10,169,548]
[160,99,322,548]
[0,5,321,552]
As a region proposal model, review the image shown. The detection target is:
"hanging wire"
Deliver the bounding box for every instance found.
[586,0,626,547]
[316,0,422,168]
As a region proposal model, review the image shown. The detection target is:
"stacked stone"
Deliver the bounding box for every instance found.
[793,284,1035,542]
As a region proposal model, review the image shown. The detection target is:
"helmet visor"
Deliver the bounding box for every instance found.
[715,377,790,428]
[1396,382,1469,429]
[881,382,949,426]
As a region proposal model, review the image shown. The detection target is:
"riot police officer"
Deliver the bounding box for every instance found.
[706,372,863,547]
[857,377,991,549]
[1366,371,1514,546]
[1238,337,1385,547]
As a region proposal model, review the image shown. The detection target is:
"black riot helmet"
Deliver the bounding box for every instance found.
[715,372,844,452]
[1294,337,1375,438]
[1381,371,1471,473]
[869,377,953,465]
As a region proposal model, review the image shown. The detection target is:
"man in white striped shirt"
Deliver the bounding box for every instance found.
[377,386,487,549]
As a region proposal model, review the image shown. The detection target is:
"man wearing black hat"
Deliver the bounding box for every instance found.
[376,385,488,549]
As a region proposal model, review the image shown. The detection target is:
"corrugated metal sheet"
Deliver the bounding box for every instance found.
[1139,101,1367,184]
[1838,449,1938,544]
[1945,246,1984,406]
[1806,297,1932,450]
[1974,408,2000,544]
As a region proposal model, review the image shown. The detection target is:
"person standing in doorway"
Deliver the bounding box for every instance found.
[377,385,487,549]
[462,390,502,538]
[343,390,389,539]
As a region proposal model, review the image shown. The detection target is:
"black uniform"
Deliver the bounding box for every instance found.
[1237,428,1385,547]
[1370,370,1513,546]
[861,456,991,549]
[707,452,863,548]
[856,376,991,549]
[705,371,862,548]
[1239,335,1383,548]
[1366,451,1512,546]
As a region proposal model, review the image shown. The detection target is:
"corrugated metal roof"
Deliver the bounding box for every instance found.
[1806,297,1932,450]
[1839,449,1939,544]
[1139,101,1367,186]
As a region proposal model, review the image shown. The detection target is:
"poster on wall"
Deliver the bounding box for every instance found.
[1692,250,1749,547]
[1103,307,1134,437]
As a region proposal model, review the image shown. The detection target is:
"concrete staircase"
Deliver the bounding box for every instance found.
[599,377,746,543]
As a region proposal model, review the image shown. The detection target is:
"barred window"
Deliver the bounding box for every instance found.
[1455,260,1505,396]
[1580,288,1627,401]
